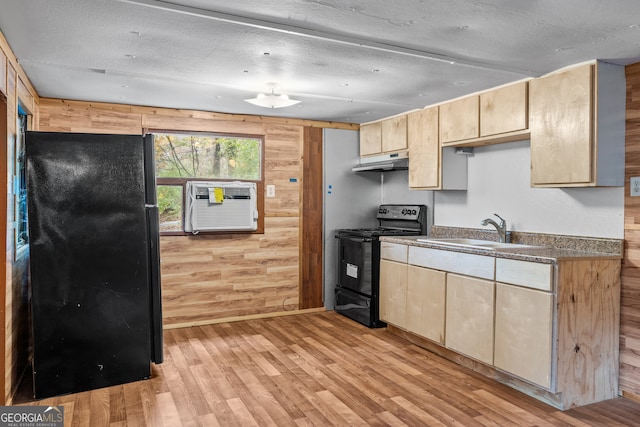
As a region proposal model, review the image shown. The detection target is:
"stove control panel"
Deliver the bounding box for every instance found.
[377,204,424,221]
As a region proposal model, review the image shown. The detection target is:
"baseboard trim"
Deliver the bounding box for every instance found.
[621,390,640,404]
[164,307,326,329]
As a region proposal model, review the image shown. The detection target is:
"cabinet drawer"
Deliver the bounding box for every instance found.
[381,242,408,263]
[495,258,553,291]
[408,246,495,280]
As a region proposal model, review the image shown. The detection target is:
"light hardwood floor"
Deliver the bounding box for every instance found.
[15,311,640,426]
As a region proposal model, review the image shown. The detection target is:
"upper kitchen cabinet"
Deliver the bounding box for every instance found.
[382,114,408,152]
[360,114,407,156]
[529,61,625,187]
[480,81,528,138]
[440,80,530,147]
[359,121,382,156]
[439,95,479,144]
[407,107,466,190]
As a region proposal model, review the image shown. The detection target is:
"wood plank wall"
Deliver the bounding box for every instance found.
[37,100,302,327]
[36,99,353,329]
[622,63,640,399]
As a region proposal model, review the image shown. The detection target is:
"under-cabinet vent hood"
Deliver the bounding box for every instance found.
[352,152,409,172]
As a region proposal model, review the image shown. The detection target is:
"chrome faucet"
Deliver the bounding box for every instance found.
[481,213,508,243]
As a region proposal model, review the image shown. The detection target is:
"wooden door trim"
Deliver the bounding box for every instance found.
[0,92,8,404]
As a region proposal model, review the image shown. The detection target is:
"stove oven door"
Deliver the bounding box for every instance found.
[334,234,385,328]
[336,235,372,296]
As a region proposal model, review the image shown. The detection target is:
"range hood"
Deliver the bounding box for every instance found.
[352,151,409,172]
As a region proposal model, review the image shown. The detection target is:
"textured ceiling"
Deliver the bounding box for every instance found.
[1,0,640,123]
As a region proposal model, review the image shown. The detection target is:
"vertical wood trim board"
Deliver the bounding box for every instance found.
[300,127,323,309]
[622,62,640,397]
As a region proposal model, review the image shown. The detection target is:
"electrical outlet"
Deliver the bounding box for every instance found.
[266,184,276,198]
[632,177,640,197]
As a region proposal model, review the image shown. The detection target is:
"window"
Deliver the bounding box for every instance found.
[153,132,264,234]
[15,104,29,259]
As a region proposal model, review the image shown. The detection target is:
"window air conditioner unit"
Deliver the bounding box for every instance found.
[185,181,258,233]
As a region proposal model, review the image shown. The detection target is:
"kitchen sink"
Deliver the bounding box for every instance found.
[415,237,545,251]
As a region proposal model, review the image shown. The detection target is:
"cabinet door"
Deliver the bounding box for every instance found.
[379,259,407,328]
[408,107,440,189]
[440,96,479,144]
[360,121,382,156]
[480,81,528,137]
[529,64,593,185]
[407,265,446,344]
[445,273,494,364]
[494,283,553,389]
[381,114,407,152]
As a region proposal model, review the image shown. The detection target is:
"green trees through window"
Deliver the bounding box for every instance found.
[154,132,262,232]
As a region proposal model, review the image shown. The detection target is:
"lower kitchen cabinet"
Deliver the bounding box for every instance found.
[494,283,554,389]
[406,265,446,344]
[380,240,621,409]
[445,273,495,365]
[379,259,407,328]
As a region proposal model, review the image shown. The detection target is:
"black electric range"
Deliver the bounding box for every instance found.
[334,204,428,327]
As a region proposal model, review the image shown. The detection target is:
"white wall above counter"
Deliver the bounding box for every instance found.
[434,141,624,239]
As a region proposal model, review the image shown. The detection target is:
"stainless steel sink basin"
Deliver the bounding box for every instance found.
[416,238,544,251]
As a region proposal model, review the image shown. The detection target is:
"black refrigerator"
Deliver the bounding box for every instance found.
[25,131,163,399]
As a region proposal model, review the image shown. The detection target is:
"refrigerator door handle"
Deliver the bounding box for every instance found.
[143,134,157,205]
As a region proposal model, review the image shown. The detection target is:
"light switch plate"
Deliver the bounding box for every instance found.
[266,184,276,198]
[631,177,640,197]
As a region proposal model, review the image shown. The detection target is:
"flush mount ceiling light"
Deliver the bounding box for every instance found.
[244,88,301,108]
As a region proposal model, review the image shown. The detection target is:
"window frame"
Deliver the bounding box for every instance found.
[151,129,265,236]
[14,101,31,260]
